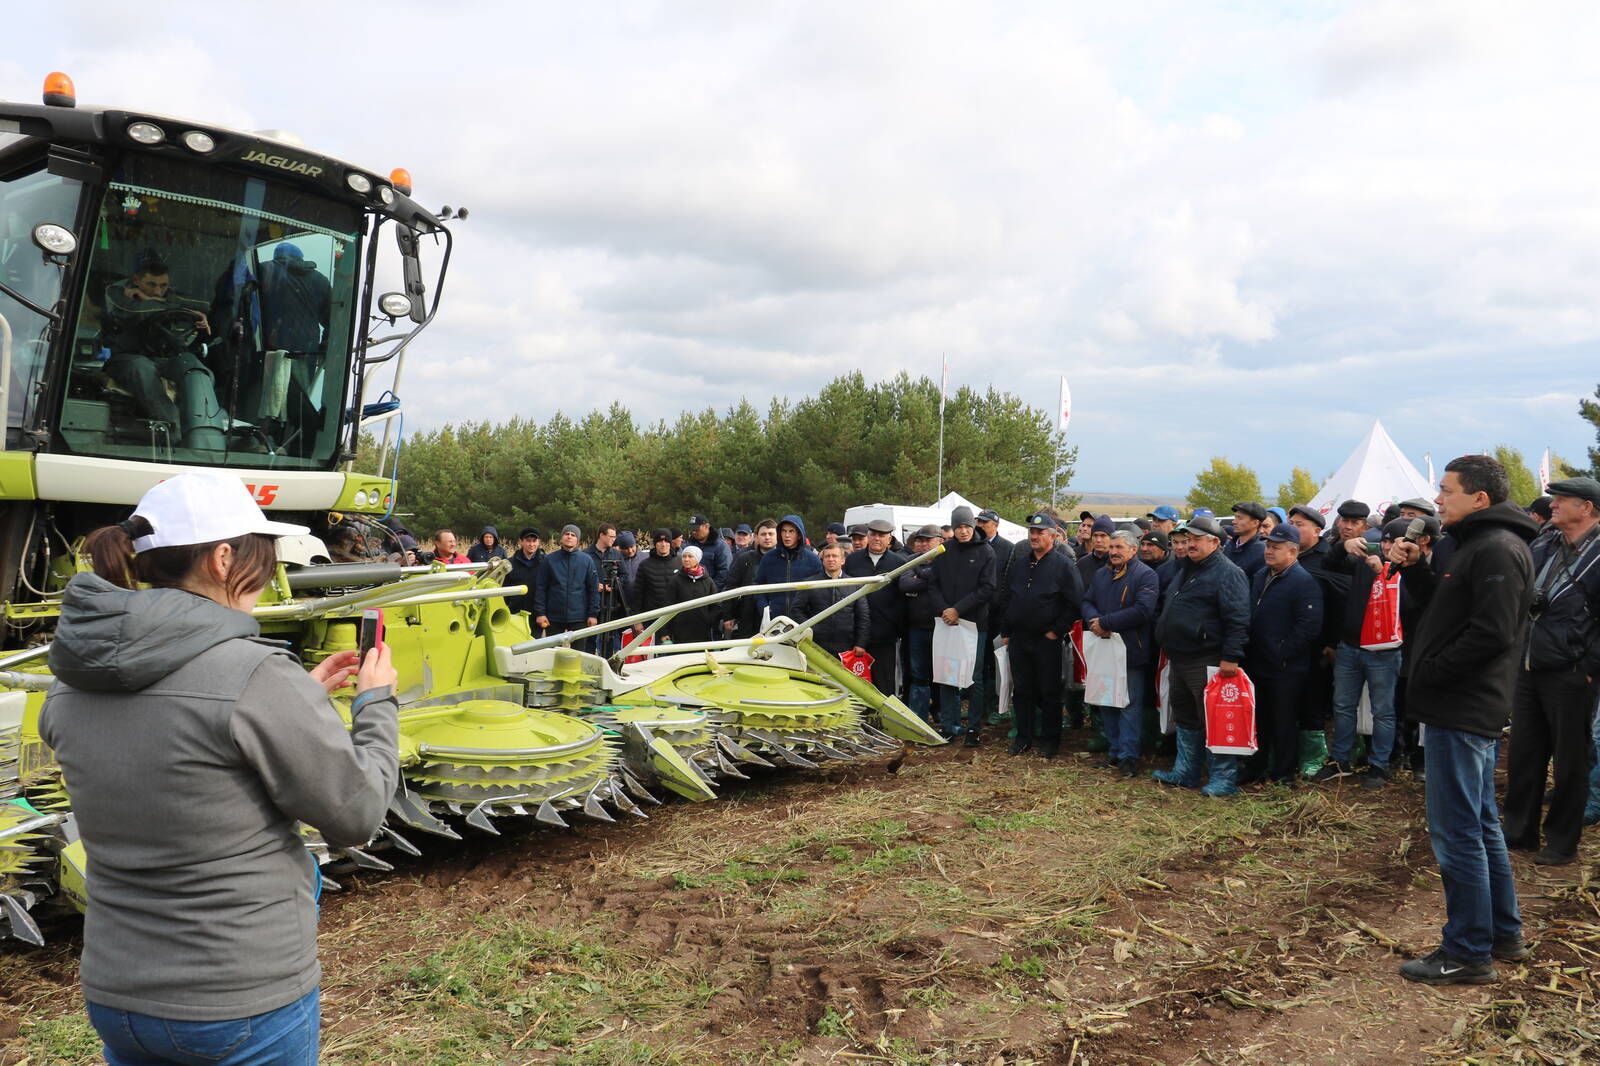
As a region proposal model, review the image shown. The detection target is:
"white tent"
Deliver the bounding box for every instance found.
[842,491,1029,545]
[1308,419,1436,518]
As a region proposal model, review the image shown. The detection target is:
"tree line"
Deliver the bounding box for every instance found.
[363,372,1077,540]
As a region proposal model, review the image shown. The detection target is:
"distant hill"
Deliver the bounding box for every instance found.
[1071,490,1187,516]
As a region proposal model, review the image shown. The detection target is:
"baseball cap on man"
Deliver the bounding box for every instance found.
[1185,515,1225,539]
[1191,508,1215,520]
[735,523,752,534]
[1264,523,1301,546]
[1026,512,1054,529]
[131,471,306,554]
[848,524,868,537]
[826,522,847,536]
[976,509,1000,523]
[651,528,672,542]
[1149,505,1180,522]
[688,514,709,528]
[518,527,540,541]
[1140,530,1169,550]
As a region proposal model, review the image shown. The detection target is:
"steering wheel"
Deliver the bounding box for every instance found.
[140,308,205,358]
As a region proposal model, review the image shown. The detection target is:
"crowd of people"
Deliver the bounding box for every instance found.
[415,454,1599,988]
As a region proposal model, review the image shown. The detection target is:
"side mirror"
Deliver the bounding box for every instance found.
[393,225,427,324]
[32,223,76,261]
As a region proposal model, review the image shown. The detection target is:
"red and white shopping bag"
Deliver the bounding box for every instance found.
[1203,666,1257,755]
[839,648,875,679]
[1359,568,1403,651]
[624,634,653,665]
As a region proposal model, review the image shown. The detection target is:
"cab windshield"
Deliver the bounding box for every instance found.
[61,153,361,468]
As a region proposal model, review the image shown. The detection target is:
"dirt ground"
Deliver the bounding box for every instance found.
[3,733,1598,1065]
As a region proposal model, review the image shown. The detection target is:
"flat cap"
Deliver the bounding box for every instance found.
[1336,500,1371,520]
[1399,497,1437,515]
[912,523,944,541]
[1232,501,1268,521]
[848,524,869,537]
[866,518,895,533]
[1186,515,1224,539]
[1546,477,1600,507]
[1288,504,1326,530]
[518,526,540,540]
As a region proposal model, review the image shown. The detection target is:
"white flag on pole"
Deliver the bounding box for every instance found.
[1058,375,1072,433]
[1540,448,1552,491]
[1424,452,1434,488]
[940,355,949,405]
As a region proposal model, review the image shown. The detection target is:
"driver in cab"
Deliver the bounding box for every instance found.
[101,250,223,436]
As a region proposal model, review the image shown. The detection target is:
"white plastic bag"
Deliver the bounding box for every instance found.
[993,640,1013,717]
[932,620,979,688]
[1082,631,1130,708]
[1156,655,1174,735]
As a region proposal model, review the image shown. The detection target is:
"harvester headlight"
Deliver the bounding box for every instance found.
[378,292,413,318]
[378,186,395,205]
[182,131,216,153]
[126,122,165,145]
[354,490,369,507]
[32,224,77,256]
[346,172,373,194]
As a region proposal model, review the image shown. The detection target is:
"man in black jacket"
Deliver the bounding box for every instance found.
[1289,504,1344,775]
[504,527,545,615]
[1244,522,1323,784]
[975,509,1015,724]
[1224,502,1268,578]
[685,514,733,590]
[797,543,870,658]
[930,507,996,744]
[1397,455,1536,986]
[724,519,776,638]
[1000,512,1082,758]
[1151,515,1250,795]
[1503,476,1600,866]
[843,518,907,696]
[898,525,945,725]
[632,529,680,621]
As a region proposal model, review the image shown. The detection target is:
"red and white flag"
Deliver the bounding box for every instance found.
[1058,375,1072,433]
[1540,448,1552,491]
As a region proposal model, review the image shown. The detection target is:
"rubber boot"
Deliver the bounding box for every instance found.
[1200,753,1240,797]
[1086,707,1110,753]
[1297,730,1328,779]
[1153,727,1204,788]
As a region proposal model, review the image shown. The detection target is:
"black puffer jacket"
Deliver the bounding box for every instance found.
[504,549,545,614]
[633,549,680,614]
[929,530,997,628]
[1523,525,1600,675]
[1406,502,1538,737]
[796,579,870,654]
[662,567,721,646]
[1154,549,1250,662]
[898,559,942,630]
[843,545,906,643]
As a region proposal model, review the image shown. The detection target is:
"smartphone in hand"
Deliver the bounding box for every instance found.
[358,609,385,660]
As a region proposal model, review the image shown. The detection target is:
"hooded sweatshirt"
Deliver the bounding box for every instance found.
[38,574,399,1020]
[755,515,824,618]
[467,524,507,563]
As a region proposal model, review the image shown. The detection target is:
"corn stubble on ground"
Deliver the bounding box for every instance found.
[4,741,1598,1065]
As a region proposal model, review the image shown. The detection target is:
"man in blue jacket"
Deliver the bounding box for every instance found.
[1152,515,1251,795]
[1000,512,1084,759]
[755,515,824,620]
[1244,522,1324,784]
[535,524,600,650]
[1225,502,1268,578]
[686,514,733,590]
[1081,531,1160,776]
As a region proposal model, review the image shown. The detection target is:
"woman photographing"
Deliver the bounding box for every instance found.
[40,471,400,1064]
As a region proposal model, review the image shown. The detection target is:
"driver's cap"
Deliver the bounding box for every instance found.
[132,471,307,554]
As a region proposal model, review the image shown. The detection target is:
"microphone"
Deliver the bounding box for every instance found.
[1387,518,1427,573]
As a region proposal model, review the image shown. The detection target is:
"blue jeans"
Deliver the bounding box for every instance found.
[1424,727,1521,963]
[88,987,319,1066]
[1332,644,1400,769]
[907,628,933,722]
[937,628,986,735]
[1092,668,1146,762]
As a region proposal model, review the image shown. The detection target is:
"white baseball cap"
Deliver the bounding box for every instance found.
[131,471,308,554]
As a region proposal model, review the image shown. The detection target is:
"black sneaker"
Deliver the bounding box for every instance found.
[1399,948,1497,985]
[1360,766,1388,791]
[1008,739,1032,756]
[1310,761,1354,784]
[1100,755,1117,770]
[1533,847,1576,866]
[1117,757,1137,778]
[1038,745,1060,760]
[1492,936,1530,962]
[963,732,981,748]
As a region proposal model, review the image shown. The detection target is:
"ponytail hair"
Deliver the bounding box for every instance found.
[81,516,278,600]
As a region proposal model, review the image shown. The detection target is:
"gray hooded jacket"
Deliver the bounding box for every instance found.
[39,574,399,1020]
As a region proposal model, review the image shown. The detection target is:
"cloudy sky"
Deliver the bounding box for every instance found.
[4,2,1597,494]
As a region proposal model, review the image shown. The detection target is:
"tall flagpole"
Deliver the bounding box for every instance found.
[1055,374,1072,508]
[937,354,948,500]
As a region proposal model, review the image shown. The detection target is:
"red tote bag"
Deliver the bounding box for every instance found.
[1359,568,1403,651]
[1203,667,1258,755]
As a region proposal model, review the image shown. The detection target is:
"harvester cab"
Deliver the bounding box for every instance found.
[0,71,447,618]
